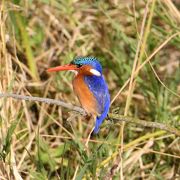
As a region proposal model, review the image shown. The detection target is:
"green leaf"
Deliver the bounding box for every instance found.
[75,164,89,180]
[0,113,22,161]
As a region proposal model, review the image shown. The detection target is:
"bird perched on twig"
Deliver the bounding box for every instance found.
[47,57,110,134]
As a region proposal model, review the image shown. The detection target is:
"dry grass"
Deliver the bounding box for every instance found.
[0,0,180,179]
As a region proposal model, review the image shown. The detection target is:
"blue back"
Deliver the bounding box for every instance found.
[84,71,110,134]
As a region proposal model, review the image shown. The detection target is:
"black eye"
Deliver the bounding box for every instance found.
[77,64,82,68]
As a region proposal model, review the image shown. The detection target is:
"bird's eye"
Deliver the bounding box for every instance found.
[77,64,82,68]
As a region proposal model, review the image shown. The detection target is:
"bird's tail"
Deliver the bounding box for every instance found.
[93,102,110,134]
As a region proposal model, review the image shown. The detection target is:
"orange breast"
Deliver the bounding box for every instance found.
[73,74,100,116]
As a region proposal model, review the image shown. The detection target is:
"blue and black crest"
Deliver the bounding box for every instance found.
[70,57,102,73]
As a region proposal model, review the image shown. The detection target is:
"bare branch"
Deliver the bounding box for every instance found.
[0,93,85,115]
[0,93,180,136]
[109,114,180,136]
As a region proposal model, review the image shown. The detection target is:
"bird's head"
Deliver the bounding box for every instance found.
[47,57,102,76]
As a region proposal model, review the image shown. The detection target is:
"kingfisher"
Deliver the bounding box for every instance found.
[47,57,110,134]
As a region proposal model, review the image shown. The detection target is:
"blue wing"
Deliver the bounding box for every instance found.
[84,75,110,133]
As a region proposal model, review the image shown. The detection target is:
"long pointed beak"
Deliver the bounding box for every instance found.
[47,64,78,72]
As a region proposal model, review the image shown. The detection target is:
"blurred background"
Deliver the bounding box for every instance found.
[0,0,180,179]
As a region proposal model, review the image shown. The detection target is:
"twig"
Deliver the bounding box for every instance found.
[0,93,180,136]
[109,114,180,137]
[0,93,85,115]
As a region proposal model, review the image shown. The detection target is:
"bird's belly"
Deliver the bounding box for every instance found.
[73,75,100,116]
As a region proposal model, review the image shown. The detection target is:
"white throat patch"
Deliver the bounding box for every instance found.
[90,69,101,76]
[69,70,78,75]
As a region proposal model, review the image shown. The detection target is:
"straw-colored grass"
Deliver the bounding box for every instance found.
[0,0,180,179]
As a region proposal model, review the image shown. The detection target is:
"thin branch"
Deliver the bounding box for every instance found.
[109,114,180,137]
[0,93,85,115]
[0,93,180,136]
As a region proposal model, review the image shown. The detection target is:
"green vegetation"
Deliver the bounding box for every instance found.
[0,0,179,179]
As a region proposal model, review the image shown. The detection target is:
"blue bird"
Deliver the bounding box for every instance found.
[47,57,110,133]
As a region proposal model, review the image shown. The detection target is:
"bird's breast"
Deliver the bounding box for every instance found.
[72,74,100,116]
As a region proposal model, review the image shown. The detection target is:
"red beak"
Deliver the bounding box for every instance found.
[47,64,78,72]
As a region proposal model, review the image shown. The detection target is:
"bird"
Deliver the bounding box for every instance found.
[47,57,110,134]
